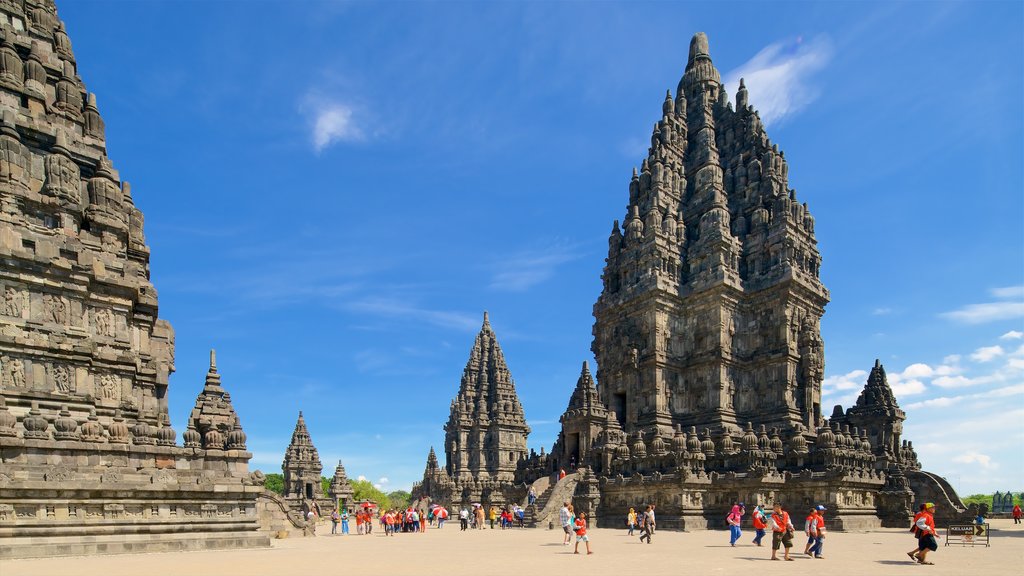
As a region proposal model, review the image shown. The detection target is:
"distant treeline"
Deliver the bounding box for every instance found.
[258,471,411,510]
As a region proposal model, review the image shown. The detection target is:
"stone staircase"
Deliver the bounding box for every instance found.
[523,473,579,528]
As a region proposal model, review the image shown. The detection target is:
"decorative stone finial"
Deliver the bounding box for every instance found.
[210,349,217,371]
[688,32,710,64]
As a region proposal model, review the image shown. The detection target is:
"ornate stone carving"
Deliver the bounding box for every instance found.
[2,356,25,389]
[93,307,115,337]
[44,465,74,482]
[99,373,120,401]
[43,294,69,325]
[3,286,25,317]
[50,364,73,393]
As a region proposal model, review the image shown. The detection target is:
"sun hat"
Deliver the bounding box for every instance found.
[816,505,827,511]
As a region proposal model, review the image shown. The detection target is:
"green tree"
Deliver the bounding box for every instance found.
[322,476,330,497]
[351,479,391,510]
[388,490,412,508]
[263,472,284,494]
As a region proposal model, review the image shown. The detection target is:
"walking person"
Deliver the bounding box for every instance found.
[1013,503,1022,525]
[627,507,637,536]
[573,512,593,555]
[769,502,795,561]
[330,508,340,535]
[459,507,469,531]
[803,506,819,556]
[341,509,350,535]
[809,505,826,558]
[528,486,537,507]
[559,501,573,545]
[912,503,941,565]
[727,503,743,546]
[639,504,655,544]
[751,505,767,547]
[475,504,485,530]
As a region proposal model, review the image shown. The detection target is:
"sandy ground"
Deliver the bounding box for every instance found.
[4,518,1022,576]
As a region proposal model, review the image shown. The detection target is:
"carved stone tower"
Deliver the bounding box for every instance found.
[443,312,530,484]
[0,1,267,557]
[835,360,918,471]
[281,411,328,511]
[328,459,355,512]
[592,32,829,438]
[553,361,608,470]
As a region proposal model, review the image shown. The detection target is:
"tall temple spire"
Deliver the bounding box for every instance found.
[282,410,329,508]
[440,312,529,485]
[594,31,829,437]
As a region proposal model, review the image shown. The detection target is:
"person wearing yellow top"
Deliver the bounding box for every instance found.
[627,508,637,536]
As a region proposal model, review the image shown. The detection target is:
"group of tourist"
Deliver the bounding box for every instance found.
[454,504,526,530]
[558,501,592,554]
[623,504,658,543]
[327,507,377,535]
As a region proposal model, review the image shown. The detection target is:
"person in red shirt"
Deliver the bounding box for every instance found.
[751,505,767,546]
[809,505,826,559]
[912,503,940,565]
[1013,504,1022,525]
[573,511,592,555]
[770,503,795,561]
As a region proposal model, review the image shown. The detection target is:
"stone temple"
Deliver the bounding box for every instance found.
[416,32,969,531]
[0,0,276,558]
[413,312,530,505]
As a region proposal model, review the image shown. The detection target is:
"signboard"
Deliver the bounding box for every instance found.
[946,524,989,547]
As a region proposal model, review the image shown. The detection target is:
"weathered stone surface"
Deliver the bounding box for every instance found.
[415,32,969,532]
[412,313,530,507]
[0,0,268,558]
[528,33,970,531]
[280,411,333,518]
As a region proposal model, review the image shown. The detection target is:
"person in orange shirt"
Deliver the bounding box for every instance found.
[751,505,767,546]
[573,511,592,555]
[769,502,795,561]
[906,504,926,560]
[809,505,826,559]
[912,503,940,565]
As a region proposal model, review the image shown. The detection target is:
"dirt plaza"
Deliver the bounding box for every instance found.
[5,519,1021,576]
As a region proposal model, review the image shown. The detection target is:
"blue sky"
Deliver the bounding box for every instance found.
[61,1,1022,496]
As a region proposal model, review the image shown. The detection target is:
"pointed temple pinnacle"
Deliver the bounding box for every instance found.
[874,358,881,369]
[482,310,490,328]
[687,32,711,66]
[581,360,590,374]
[209,349,217,371]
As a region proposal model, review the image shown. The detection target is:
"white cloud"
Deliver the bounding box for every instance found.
[970,345,1004,363]
[952,451,996,470]
[890,379,926,397]
[991,285,1024,299]
[871,307,893,316]
[901,363,934,379]
[941,286,1024,324]
[489,242,582,292]
[357,475,367,481]
[346,297,480,332]
[932,375,974,389]
[378,476,390,485]
[1001,330,1024,340]
[822,369,867,393]
[722,35,833,125]
[301,92,364,152]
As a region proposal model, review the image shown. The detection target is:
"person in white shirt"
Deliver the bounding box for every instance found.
[559,502,573,545]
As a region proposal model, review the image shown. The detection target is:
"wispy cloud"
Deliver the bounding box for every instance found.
[871,307,893,316]
[952,451,996,470]
[302,92,364,152]
[346,296,480,332]
[941,285,1024,324]
[970,345,1004,363]
[1001,330,1024,340]
[723,35,833,125]
[991,285,1024,299]
[489,241,583,292]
